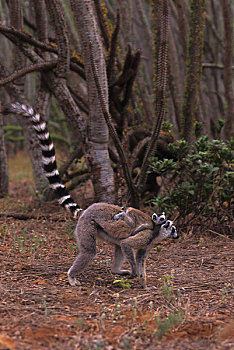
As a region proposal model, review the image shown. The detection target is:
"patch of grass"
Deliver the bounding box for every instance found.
[0,224,8,241]
[8,151,33,183]
[42,295,54,316]
[66,221,76,238]
[120,336,132,349]
[162,271,175,303]
[13,228,47,258]
[155,310,183,340]
[220,283,231,300]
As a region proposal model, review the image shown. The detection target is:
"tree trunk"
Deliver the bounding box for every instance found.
[70,0,115,203]
[182,0,206,143]
[8,0,48,190]
[0,107,8,197]
[221,0,234,140]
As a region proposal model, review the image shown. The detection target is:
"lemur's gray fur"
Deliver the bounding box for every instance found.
[2,103,178,288]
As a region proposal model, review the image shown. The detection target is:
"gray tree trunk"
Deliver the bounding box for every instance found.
[70,0,115,203]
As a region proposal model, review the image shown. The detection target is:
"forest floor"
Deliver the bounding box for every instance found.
[0,153,233,350]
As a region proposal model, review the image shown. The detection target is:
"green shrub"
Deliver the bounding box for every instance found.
[150,136,233,230]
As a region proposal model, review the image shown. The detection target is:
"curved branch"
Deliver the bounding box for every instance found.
[202,63,234,70]
[0,24,86,80]
[0,60,57,86]
[0,23,57,53]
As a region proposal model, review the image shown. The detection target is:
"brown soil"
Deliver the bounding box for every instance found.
[0,180,233,350]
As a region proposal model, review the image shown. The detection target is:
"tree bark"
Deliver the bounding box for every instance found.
[0,106,8,197]
[8,0,48,190]
[182,0,206,143]
[221,0,234,140]
[137,0,169,194]
[70,0,115,203]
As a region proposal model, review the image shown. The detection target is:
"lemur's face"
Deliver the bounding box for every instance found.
[152,213,178,239]
[152,212,166,225]
[161,220,178,239]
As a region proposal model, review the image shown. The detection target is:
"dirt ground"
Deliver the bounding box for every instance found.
[0,179,233,350]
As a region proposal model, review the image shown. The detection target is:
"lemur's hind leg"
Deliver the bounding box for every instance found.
[68,248,96,286]
[136,249,147,289]
[68,224,97,286]
[111,245,131,275]
[120,241,137,277]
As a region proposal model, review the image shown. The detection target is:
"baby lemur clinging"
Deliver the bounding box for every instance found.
[2,103,178,289]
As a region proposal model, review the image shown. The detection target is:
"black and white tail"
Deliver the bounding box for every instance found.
[2,102,82,218]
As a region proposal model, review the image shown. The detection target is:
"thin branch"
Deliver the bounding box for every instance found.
[202,63,234,70]
[0,60,57,86]
[0,23,86,79]
[0,23,57,53]
[4,31,87,143]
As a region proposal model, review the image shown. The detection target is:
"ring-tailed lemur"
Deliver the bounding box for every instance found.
[2,103,178,289]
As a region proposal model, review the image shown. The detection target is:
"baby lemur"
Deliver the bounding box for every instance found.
[2,103,178,289]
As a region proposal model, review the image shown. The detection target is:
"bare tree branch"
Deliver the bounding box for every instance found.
[0,61,57,86]
[202,63,234,70]
[0,23,57,53]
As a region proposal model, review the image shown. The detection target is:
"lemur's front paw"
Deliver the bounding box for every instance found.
[67,273,81,286]
[113,212,125,220]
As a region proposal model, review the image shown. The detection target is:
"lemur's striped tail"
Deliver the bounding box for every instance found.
[2,102,82,218]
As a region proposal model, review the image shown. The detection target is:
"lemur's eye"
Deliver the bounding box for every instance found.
[121,206,126,211]
[160,217,165,221]
[152,213,157,221]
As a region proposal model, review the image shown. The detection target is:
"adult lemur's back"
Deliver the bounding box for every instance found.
[2,103,177,288]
